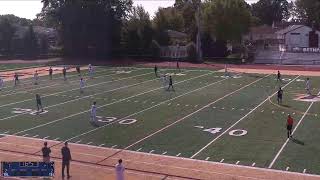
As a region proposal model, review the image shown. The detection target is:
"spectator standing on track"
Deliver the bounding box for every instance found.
[90,102,97,122]
[76,66,81,76]
[167,76,174,91]
[61,142,72,179]
[34,71,39,85]
[80,78,85,94]
[63,67,67,81]
[49,67,53,80]
[277,71,281,82]
[0,77,3,91]
[36,94,44,112]
[277,87,283,104]
[287,114,294,138]
[154,65,158,77]
[115,159,125,180]
[42,142,51,163]
[14,73,19,86]
[306,78,311,95]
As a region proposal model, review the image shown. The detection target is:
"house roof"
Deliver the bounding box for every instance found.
[248,25,278,34]
[275,25,305,35]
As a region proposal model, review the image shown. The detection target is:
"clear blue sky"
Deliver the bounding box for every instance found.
[0,0,284,20]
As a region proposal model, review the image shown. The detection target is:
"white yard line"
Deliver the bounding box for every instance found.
[190,76,300,159]
[268,90,320,169]
[13,71,218,135]
[120,75,269,151]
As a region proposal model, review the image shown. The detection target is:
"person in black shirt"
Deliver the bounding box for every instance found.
[49,67,53,80]
[61,142,72,179]
[154,65,158,77]
[63,67,67,81]
[36,94,43,112]
[277,87,283,104]
[14,73,19,86]
[277,71,281,82]
[76,66,81,76]
[167,76,174,91]
[42,142,51,163]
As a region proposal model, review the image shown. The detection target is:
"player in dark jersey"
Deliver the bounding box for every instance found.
[287,114,294,138]
[76,66,81,76]
[49,67,53,80]
[167,76,174,91]
[63,67,67,81]
[14,73,19,86]
[277,87,283,104]
[154,65,158,77]
[36,94,43,112]
[176,61,180,72]
[277,71,281,82]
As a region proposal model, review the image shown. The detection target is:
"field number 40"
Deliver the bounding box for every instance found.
[196,126,247,137]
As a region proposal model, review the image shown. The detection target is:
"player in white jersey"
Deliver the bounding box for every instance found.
[88,64,93,79]
[90,102,97,122]
[0,77,3,91]
[80,78,85,93]
[115,159,125,180]
[34,71,39,85]
[306,78,311,95]
[160,75,168,89]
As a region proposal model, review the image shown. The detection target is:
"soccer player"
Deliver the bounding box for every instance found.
[14,73,19,86]
[287,114,294,138]
[88,64,93,79]
[76,66,81,76]
[36,94,44,112]
[277,71,281,82]
[90,102,97,122]
[306,78,311,95]
[80,78,85,93]
[0,77,3,91]
[176,61,180,72]
[63,67,67,81]
[154,65,158,77]
[42,142,51,163]
[115,159,125,180]
[49,67,53,80]
[277,87,283,104]
[167,76,174,91]
[34,71,39,85]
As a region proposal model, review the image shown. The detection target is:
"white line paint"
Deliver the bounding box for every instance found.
[220,159,224,163]
[286,167,290,171]
[3,131,9,134]
[111,145,117,148]
[149,150,154,153]
[13,71,218,135]
[251,163,256,167]
[43,136,50,139]
[205,157,210,161]
[162,151,167,155]
[303,169,307,173]
[32,135,39,138]
[268,91,320,169]
[87,142,93,145]
[75,140,82,143]
[53,137,60,141]
[22,134,28,137]
[176,153,181,157]
[236,161,240,165]
[98,144,105,147]
[136,148,142,152]
[191,76,299,159]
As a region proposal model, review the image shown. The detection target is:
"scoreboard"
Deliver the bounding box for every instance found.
[1,162,54,177]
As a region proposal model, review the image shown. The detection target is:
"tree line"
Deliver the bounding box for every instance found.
[0,0,319,60]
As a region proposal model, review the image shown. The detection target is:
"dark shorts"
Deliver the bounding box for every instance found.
[287,125,292,131]
[278,95,282,99]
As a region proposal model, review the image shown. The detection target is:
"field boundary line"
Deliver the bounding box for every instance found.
[0,65,46,73]
[95,74,269,163]
[0,67,137,96]
[13,71,218,135]
[268,90,320,168]
[0,70,152,108]
[190,75,300,158]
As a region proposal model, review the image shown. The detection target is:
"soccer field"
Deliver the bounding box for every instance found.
[0,64,320,178]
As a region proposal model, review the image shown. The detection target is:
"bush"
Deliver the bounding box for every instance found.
[150,40,160,58]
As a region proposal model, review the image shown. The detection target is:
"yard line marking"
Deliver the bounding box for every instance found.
[191,76,299,159]
[87,142,93,145]
[136,148,142,152]
[261,110,264,112]
[194,126,204,129]
[236,161,240,165]
[43,136,50,139]
[0,77,157,121]
[98,144,105,147]
[0,70,152,108]
[111,145,117,148]
[286,167,290,171]
[268,90,320,169]
[176,153,181,157]
[251,163,256,167]
[13,71,218,135]
[168,103,171,106]
[162,151,167,155]
[149,150,154,153]
[220,159,224,163]
[205,157,210,161]
[303,169,307,173]
[22,134,28,137]
[75,140,82,143]
[32,135,39,138]
[53,137,60,141]
[3,131,9,134]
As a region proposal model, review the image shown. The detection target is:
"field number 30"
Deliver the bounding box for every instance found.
[198,127,247,137]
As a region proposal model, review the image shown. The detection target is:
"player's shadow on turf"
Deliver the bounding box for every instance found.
[291,138,305,146]
[280,104,291,108]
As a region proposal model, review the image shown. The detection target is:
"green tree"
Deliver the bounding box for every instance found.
[293,0,320,27]
[0,18,16,55]
[251,0,290,25]
[23,26,39,57]
[203,0,251,42]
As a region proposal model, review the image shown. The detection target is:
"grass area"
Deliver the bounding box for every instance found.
[0,65,319,175]
[0,64,46,72]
